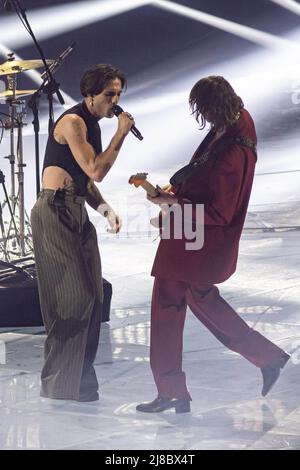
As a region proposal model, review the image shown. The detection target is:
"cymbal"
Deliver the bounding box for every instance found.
[0,89,37,98]
[0,59,53,75]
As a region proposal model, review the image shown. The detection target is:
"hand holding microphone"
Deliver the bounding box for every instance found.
[112,104,143,141]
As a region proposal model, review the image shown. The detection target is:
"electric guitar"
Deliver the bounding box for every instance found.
[128,173,174,228]
[128,172,159,197]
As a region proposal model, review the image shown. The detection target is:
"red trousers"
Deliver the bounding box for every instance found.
[150,277,288,400]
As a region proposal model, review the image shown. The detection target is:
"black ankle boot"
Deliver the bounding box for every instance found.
[261,354,290,397]
[136,396,191,413]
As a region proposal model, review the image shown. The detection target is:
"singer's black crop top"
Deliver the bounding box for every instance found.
[42,101,102,195]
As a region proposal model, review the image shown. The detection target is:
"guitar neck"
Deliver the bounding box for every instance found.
[140,180,159,198]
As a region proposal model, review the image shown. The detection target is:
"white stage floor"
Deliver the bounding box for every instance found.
[0,231,299,450]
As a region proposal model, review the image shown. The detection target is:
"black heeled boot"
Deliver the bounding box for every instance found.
[261,354,290,397]
[136,395,191,413]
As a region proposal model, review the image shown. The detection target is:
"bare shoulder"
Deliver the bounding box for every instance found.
[60,114,86,133]
[58,114,87,144]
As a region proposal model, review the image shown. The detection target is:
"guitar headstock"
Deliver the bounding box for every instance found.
[128,172,148,187]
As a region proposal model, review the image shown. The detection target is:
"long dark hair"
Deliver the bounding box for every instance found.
[80,64,127,97]
[189,76,243,130]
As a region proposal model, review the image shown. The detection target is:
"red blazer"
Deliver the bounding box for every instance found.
[151,108,257,284]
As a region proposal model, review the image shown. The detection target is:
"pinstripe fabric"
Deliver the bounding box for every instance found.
[30,189,103,400]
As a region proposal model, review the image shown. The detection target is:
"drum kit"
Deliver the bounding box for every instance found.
[0,53,54,262]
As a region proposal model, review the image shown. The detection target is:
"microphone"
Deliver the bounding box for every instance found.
[41,42,76,81]
[112,104,143,141]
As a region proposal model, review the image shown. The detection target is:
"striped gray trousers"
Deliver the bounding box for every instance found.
[30,189,103,401]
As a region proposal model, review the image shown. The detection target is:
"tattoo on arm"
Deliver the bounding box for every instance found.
[62,178,76,193]
[114,135,125,152]
[86,180,106,209]
[72,119,85,143]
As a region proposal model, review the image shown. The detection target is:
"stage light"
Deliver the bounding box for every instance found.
[268,0,300,15]
[0,0,150,49]
[151,0,296,51]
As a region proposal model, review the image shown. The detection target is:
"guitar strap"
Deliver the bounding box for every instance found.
[170,135,257,187]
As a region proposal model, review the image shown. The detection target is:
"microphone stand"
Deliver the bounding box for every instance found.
[9,0,65,197]
[28,75,65,197]
[28,89,41,198]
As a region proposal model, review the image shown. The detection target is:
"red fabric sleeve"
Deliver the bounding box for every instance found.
[177,146,250,226]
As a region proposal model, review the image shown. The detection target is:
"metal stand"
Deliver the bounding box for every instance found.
[0,65,32,259]
[10,0,65,198]
[15,99,26,255]
[0,1,72,262]
[4,55,17,200]
[0,170,19,261]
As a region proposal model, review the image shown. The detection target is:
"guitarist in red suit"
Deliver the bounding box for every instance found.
[136,76,290,413]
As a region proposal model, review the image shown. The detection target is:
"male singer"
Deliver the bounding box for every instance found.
[31,64,134,402]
